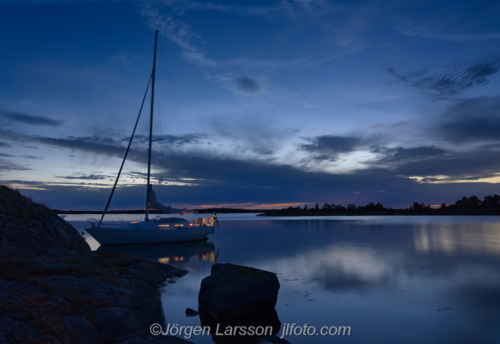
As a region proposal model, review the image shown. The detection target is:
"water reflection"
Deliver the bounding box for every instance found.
[414,223,500,256]
[67,216,500,343]
[98,241,217,269]
[161,218,500,344]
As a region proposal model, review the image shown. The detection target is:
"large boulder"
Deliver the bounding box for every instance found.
[198,263,280,320]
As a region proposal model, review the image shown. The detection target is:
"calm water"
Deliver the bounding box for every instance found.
[66,214,500,344]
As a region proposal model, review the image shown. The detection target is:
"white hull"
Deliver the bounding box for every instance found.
[86,225,215,245]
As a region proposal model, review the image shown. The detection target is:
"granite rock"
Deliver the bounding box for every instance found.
[0,185,193,344]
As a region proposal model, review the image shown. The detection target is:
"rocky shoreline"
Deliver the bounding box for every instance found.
[0,185,193,344]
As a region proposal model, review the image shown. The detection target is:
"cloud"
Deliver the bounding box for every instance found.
[210,116,300,156]
[399,25,500,42]
[9,128,500,208]
[132,133,209,146]
[43,132,213,175]
[35,135,132,161]
[157,0,337,20]
[299,135,363,154]
[16,162,500,210]
[211,72,270,97]
[55,174,110,180]
[253,148,275,156]
[366,141,500,182]
[22,155,43,160]
[437,96,500,141]
[140,2,218,67]
[7,115,500,209]
[0,159,31,171]
[139,0,351,70]
[0,110,64,127]
[298,154,337,166]
[394,148,500,181]
[0,141,11,148]
[234,76,261,95]
[27,126,500,189]
[0,153,43,159]
[0,127,32,143]
[375,146,447,162]
[388,57,500,100]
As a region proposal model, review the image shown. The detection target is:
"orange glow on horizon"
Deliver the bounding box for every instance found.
[190,202,306,210]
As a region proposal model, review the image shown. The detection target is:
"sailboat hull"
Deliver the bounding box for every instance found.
[85,225,215,245]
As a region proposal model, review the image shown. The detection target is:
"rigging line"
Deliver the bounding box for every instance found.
[97,75,153,228]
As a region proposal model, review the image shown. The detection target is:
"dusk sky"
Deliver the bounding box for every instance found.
[2,0,500,210]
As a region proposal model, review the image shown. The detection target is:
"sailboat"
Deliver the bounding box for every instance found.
[85,31,216,245]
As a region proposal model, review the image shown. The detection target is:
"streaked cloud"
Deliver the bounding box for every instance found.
[0,110,64,127]
[375,146,448,162]
[132,133,210,146]
[0,159,31,171]
[400,26,500,42]
[387,57,500,100]
[299,135,363,154]
[140,2,218,67]
[55,174,110,180]
[392,147,500,182]
[4,154,43,160]
[438,96,500,141]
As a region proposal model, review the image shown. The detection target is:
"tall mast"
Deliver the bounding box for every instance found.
[146,30,159,221]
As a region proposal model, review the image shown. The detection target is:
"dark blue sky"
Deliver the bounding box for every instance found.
[2,0,500,210]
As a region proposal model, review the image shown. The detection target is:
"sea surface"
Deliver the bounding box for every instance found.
[66,214,500,344]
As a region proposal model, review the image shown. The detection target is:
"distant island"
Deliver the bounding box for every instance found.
[260,195,500,216]
[55,195,500,216]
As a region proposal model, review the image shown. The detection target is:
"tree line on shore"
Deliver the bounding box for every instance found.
[54,195,500,215]
[261,194,500,216]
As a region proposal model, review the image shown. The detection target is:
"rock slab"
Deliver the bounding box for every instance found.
[0,185,193,344]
